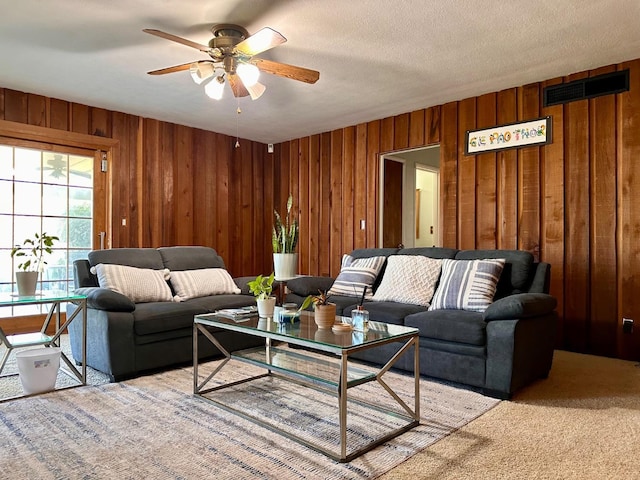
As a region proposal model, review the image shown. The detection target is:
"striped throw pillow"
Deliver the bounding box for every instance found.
[91,263,173,303]
[327,254,386,300]
[429,258,505,312]
[170,268,240,301]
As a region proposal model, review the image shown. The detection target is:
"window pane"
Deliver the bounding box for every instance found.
[69,218,92,248]
[42,152,68,186]
[14,216,41,244]
[43,184,68,216]
[0,180,12,214]
[14,148,41,183]
[0,215,12,248]
[14,182,41,215]
[69,155,93,188]
[42,217,66,245]
[0,145,12,180]
[0,253,12,283]
[69,186,92,218]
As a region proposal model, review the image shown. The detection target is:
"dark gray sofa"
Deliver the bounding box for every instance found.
[67,246,260,381]
[285,247,557,399]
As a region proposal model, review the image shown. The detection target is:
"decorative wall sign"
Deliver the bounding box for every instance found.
[465,116,552,155]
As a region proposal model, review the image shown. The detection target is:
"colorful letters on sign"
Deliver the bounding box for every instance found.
[465,116,552,155]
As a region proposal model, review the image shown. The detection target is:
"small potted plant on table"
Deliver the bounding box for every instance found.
[248,273,276,317]
[10,232,59,297]
[299,290,336,329]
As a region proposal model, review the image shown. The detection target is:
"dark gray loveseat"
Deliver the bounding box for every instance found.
[67,246,260,381]
[285,247,557,399]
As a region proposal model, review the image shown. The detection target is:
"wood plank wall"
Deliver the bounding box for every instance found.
[1,57,639,361]
[0,89,275,278]
[274,59,640,361]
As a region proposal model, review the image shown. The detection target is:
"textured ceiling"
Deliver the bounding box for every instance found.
[1,0,638,144]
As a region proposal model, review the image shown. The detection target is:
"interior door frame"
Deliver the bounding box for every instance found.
[378,145,441,249]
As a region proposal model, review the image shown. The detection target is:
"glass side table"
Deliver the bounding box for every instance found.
[0,292,87,401]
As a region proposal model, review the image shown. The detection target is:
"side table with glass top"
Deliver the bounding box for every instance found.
[0,292,87,400]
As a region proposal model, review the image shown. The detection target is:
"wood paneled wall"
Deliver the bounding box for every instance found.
[0,89,275,277]
[274,59,640,361]
[2,58,639,360]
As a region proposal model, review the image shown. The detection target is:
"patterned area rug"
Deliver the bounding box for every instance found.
[0,350,499,479]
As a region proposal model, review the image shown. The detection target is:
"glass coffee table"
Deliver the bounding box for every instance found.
[193,311,420,462]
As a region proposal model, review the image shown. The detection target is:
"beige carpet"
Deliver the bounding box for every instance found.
[380,350,640,480]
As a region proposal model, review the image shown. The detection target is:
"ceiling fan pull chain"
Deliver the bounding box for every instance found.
[235,101,241,148]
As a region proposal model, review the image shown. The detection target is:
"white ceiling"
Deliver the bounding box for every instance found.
[1,0,639,144]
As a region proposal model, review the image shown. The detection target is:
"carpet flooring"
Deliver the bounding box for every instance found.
[0,343,498,479]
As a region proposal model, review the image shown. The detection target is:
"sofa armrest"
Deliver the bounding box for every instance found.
[74,287,136,312]
[233,276,255,295]
[483,293,557,321]
[286,276,335,296]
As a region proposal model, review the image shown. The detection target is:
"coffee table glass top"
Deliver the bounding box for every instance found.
[194,310,418,349]
[0,291,87,306]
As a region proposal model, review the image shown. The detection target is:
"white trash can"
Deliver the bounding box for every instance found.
[16,347,61,395]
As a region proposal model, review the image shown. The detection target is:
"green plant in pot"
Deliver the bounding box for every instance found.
[272,194,299,280]
[10,232,59,296]
[299,290,336,329]
[248,273,276,317]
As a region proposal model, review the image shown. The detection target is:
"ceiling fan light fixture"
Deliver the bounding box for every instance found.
[204,75,225,100]
[246,81,266,100]
[189,62,215,84]
[236,62,260,87]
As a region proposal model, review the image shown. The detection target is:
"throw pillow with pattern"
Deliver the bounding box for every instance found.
[91,263,173,303]
[372,255,443,306]
[327,254,386,300]
[429,258,505,312]
[170,268,240,301]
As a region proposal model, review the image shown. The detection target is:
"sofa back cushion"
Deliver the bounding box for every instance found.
[88,248,164,269]
[455,249,533,298]
[158,246,226,271]
[398,247,458,259]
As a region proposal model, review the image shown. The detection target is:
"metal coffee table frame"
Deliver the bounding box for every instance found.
[193,313,420,463]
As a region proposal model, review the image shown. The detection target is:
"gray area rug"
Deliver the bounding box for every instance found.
[0,341,499,479]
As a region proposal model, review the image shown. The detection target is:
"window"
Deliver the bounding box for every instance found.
[0,144,97,317]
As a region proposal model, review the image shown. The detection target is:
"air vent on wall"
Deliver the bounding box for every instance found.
[543,69,629,106]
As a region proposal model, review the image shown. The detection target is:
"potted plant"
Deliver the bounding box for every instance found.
[299,290,336,329]
[10,232,59,296]
[272,194,299,280]
[248,273,276,317]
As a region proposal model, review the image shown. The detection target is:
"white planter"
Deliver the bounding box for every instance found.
[257,297,277,317]
[273,253,298,280]
[16,271,39,297]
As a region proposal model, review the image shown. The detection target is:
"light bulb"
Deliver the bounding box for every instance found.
[246,81,266,100]
[236,63,260,87]
[204,76,225,100]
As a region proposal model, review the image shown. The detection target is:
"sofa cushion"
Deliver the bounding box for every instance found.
[405,309,486,346]
[170,268,240,301]
[184,294,256,313]
[327,254,386,300]
[372,255,442,306]
[91,263,174,303]
[455,249,533,298]
[429,258,505,312]
[88,248,164,269]
[361,301,429,325]
[158,246,226,271]
[133,302,206,336]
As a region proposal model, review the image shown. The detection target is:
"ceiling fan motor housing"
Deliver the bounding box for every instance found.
[208,24,248,61]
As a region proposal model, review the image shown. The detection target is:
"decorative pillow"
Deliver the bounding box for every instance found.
[429,258,505,312]
[90,264,173,303]
[372,255,442,306]
[170,268,240,301]
[327,254,386,300]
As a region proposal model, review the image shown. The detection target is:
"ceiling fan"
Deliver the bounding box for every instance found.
[143,24,320,100]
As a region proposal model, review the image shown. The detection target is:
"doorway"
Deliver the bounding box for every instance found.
[378,145,440,249]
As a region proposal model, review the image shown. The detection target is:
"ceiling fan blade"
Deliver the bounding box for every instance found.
[228,74,250,98]
[143,29,211,52]
[252,58,319,84]
[147,62,195,75]
[235,27,287,57]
